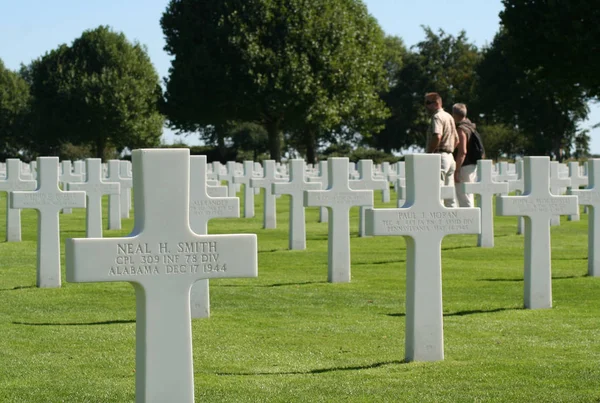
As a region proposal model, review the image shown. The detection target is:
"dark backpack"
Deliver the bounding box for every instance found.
[459,121,485,166]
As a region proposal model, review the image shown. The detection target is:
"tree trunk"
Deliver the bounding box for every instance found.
[305,129,317,165]
[265,120,282,162]
[95,137,106,161]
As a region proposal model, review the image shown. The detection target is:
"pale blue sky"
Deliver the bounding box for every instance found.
[2,0,598,153]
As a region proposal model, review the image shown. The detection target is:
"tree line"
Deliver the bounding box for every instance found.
[0,0,596,162]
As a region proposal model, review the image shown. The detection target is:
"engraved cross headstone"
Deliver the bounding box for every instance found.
[218,161,238,197]
[60,160,82,214]
[68,159,120,238]
[232,161,256,218]
[569,159,600,276]
[189,155,240,318]
[272,159,320,250]
[304,157,373,283]
[366,154,480,362]
[496,157,578,309]
[567,161,588,222]
[105,160,123,230]
[65,149,257,403]
[307,161,329,223]
[250,160,287,229]
[349,160,387,237]
[0,159,36,242]
[11,157,85,287]
[461,159,509,247]
[550,161,572,226]
[119,160,133,218]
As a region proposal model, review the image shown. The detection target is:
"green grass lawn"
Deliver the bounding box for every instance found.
[1,188,599,402]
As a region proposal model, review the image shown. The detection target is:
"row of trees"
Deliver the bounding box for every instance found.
[0,0,597,162]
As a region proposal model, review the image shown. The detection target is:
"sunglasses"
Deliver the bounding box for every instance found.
[425,100,436,105]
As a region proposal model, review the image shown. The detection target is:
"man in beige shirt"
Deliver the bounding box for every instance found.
[425,92,458,207]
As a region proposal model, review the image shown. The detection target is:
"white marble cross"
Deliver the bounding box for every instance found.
[569,159,600,276]
[567,161,588,222]
[105,160,123,230]
[250,160,287,229]
[0,159,36,242]
[496,157,578,309]
[495,161,518,182]
[11,157,85,287]
[349,160,388,237]
[380,162,392,203]
[189,155,240,318]
[272,159,320,250]
[68,159,120,238]
[65,149,257,403]
[304,157,373,283]
[461,159,509,247]
[218,161,238,197]
[60,160,82,214]
[549,161,572,226]
[119,160,133,218]
[366,154,480,362]
[508,160,525,235]
[232,161,256,218]
[307,161,329,223]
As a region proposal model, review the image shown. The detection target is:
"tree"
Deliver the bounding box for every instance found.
[161,0,389,162]
[477,30,589,161]
[27,26,164,159]
[370,28,481,153]
[0,59,31,159]
[500,0,600,98]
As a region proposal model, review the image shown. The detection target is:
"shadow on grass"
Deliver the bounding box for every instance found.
[444,307,523,317]
[0,285,36,291]
[442,245,479,251]
[216,360,406,376]
[12,319,135,326]
[478,274,586,282]
[258,249,286,254]
[219,281,328,288]
[386,307,523,318]
[354,259,406,266]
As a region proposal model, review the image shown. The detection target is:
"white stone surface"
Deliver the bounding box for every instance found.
[366,153,480,362]
[304,157,373,283]
[380,162,391,203]
[65,149,257,403]
[106,160,122,230]
[11,157,85,287]
[549,161,571,226]
[232,161,256,218]
[189,155,240,319]
[119,161,133,218]
[0,159,36,242]
[349,160,387,237]
[218,161,238,197]
[272,159,320,250]
[68,159,120,238]
[567,161,588,221]
[307,161,329,223]
[569,159,600,276]
[509,160,525,235]
[496,157,578,309]
[60,160,82,214]
[461,160,509,248]
[250,160,287,229]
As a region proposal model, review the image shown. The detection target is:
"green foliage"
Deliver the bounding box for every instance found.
[319,144,398,163]
[26,26,164,159]
[0,59,32,159]
[477,31,589,160]
[500,0,600,98]
[478,124,526,161]
[1,192,600,401]
[371,28,481,152]
[161,0,390,161]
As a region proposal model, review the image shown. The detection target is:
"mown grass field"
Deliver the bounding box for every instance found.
[0,188,599,402]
